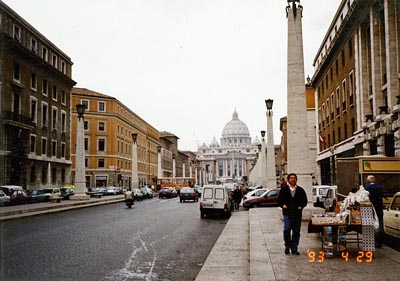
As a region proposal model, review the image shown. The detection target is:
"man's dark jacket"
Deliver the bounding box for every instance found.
[277,185,308,217]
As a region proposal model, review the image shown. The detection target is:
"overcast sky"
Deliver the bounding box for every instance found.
[4,0,342,151]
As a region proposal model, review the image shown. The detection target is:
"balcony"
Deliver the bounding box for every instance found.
[2,111,35,129]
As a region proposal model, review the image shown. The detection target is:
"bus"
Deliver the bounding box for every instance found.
[156,177,195,189]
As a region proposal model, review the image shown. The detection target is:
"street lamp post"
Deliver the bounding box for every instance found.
[73,104,89,200]
[261,130,267,188]
[265,99,277,188]
[131,133,139,189]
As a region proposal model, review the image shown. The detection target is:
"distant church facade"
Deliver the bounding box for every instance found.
[195,110,259,185]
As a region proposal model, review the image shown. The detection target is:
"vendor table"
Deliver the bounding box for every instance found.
[308,204,375,256]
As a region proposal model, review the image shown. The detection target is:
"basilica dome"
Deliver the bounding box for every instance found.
[222,110,250,137]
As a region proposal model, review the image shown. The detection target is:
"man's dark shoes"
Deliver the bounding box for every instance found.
[284,248,290,255]
[292,250,300,255]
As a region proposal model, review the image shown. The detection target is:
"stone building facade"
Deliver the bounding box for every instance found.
[196,110,259,185]
[312,0,400,185]
[71,88,159,188]
[0,2,76,188]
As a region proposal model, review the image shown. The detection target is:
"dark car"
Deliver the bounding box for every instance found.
[10,189,29,205]
[243,188,280,209]
[179,188,198,203]
[159,188,176,199]
[61,188,75,200]
[27,189,49,203]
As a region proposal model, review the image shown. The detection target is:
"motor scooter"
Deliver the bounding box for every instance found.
[125,198,134,208]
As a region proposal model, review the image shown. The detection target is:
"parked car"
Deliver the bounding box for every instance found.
[43,188,62,199]
[10,189,29,205]
[159,188,176,199]
[242,188,269,202]
[383,192,400,238]
[1,185,25,196]
[312,185,336,208]
[194,186,203,196]
[27,190,49,203]
[89,186,107,195]
[179,188,198,202]
[323,186,338,212]
[60,188,75,200]
[132,188,144,201]
[243,188,280,209]
[106,186,117,195]
[140,187,154,199]
[200,185,233,218]
[0,190,10,206]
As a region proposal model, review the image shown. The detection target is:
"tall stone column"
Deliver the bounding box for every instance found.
[182,162,186,177]
[286,1,313,199]
[260,131,267,188]
[266,101,277,189]
[73,104,89,200]
[131,133,139,189]
[157,146,162,178]
[172,155,176,177]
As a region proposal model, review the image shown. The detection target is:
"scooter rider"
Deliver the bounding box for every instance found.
[125,188,134,207]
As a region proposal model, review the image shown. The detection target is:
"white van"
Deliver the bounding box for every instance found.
[312,185,337,208]
[200,185,233,218]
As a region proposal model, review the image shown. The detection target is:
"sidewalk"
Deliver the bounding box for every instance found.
[197,205,400,281]
[0,195,125,221]
[2,199,399,280]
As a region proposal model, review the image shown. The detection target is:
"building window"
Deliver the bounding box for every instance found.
[342,79,347,111]
[98,138,105,151]
[84,121,89,130]
[98,159,105,168]
[52,107,58,130]
[30,135,36,153]
[61,90,66,105]
[42,46,48,61]
[52,140,57,157]
[31,73,37,90]
[52,54,58,68]
[13,92,20,114]
[98,122,105,131]
[335,87,340,116]
[85,158,88,168]
[13,62,20,82]
[81,100,89,110]
[61,60,66,74]
[84,138,89,151]
[13,24,21,42]
[98,102,105,112]
[42,103,48,126]
[52,85,57,101]
[61,142,66,158]
[61,111,66,132]
[330,93,335,121]
[30,98,37,123]
[31,37,38,54]
[41,138,47,155]
[348,39,353,57]
[349,71,354,106]
[42,79,48,95]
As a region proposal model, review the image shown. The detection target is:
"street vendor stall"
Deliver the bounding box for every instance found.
[308,188,376,257]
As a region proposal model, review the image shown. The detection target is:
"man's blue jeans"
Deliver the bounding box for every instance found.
[283,214,302,252]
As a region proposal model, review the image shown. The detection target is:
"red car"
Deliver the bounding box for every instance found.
[243,188,280,209]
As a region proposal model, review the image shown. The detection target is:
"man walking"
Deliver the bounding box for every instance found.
[232,185,242,211]
[365,175,384,248]
[277,173,308,255]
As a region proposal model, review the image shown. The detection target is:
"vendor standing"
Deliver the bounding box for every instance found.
[277,173,308,255]
[365,175,384,248]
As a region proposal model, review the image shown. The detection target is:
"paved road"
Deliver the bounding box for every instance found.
[0,197,227,281]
